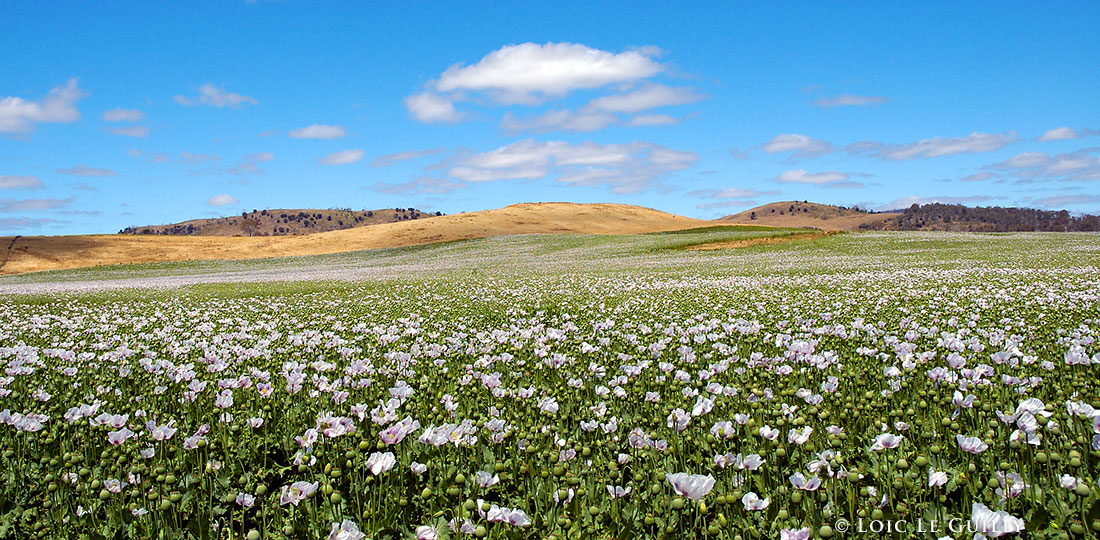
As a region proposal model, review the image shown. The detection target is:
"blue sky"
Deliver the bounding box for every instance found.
[2,1,1099,235]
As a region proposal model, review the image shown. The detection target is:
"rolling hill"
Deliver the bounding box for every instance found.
[0,203,709,275]
[719,201,898,231]
[119,207,436,237]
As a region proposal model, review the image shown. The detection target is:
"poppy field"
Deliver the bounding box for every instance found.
[1,230,1099,539]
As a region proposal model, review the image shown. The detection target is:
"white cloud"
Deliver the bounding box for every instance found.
[229,163,262,175]
[447,139,695,193]
[0,78,85,134]
[586,84,703,113]
[627,114,679,126]
[0,217,67,230]
[207,194,238,206]
[370,148,447,167]
[174,84,258,108]
[1036,127,1078,141]
[762,134,833,159]
[107,126,149,138]
[405,43,705,133]
[1030,193,1100,208]
[501,110,619,134]
[875,195,995,211]
[228,153,273,175]
[989,148,1100,182]
[244,152,274,162]
[0,175,43,189]
[372,177,466,194]
[319,149,364,165]
[812,94,888,107]
[0,197,74,212]
[404,92,465,123]
[686,187,780,210]
[960,172,996,182]
[288,124,347,139]
[55,165,117,177]
[774,169,851,185]
[178,152,221,164]
[101,108,145,122]
[433,42,663,104]
[853,131,1017,160]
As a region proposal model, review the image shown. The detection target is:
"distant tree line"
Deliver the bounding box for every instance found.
[861,203,1100,232]
[119,207,445,236]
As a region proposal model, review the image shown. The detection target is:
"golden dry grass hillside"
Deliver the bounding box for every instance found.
[719,200,898,231]
[0,203,709,275]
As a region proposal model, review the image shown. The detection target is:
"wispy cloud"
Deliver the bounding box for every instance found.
[446,139,696,194]
[174,83,258,108]
[874,195,996,211]
[55,165,118,177]
[686,187,779,210]
[107,126,150,138]
[371,177,466,194]
[370,148,447,167]
[288,124,347,139]
[1029,193,1100,208]
[101,108,145,122]
[0,197,74,212]
[987,148,1100,182]
[207,193,238,206]
[812,94,888,107]
[761,134,833,159]
[0,175,44,189]
[850,131,1017,160]
[319,149,364,165]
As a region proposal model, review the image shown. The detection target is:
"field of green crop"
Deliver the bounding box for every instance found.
[2,229,1100,539]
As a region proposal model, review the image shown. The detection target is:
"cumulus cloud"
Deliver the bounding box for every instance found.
[404,92,465,123]
[101,108,145,122]
[446,139,696,194]
[288,124,347,139]
[55,165,117,177]
[207,194,238,206]
[762,134,833,159]
[319,149,364,165]
[174,84,258,108]
[851,131,1017,160]
[433,42,663,104]
[812,94,888,107]
[0,175,43,189]
[988,148,1100,182]
[0,197,74,212]
[874,195,996,211]
[405,43,695,130]
[370,148,447,167]
[371,177,466,194]
[107,126,149,138]
[0,78,86,134]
